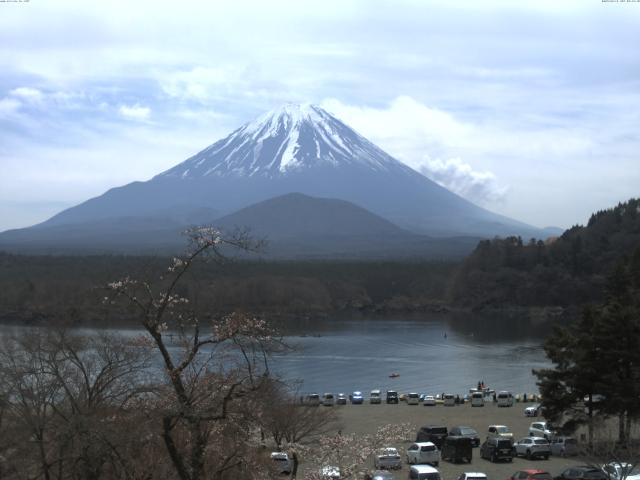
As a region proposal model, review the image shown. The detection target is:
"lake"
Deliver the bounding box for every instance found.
[270,313,552,396]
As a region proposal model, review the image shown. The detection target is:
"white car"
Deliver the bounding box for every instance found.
[407,442,440,466]
[524,403,541,417]
[321,465,341,479]
[423,395,436,406]
[602,462,640,480]
[487,425,514,442]
[374,447,402,470]
[529,421,554,439]
[409,465,441,480]
[370,389,382,404]
[513,437,551,460]
[323,393,335,406]
[457,473,488,480]
[407,393,420,405]
[270,452,292,474]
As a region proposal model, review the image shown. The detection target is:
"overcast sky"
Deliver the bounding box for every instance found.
[1,0,639,231]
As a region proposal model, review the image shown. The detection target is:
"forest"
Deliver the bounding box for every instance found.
[1,198,638,326]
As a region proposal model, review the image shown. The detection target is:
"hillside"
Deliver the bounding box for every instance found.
[449,198,640,308]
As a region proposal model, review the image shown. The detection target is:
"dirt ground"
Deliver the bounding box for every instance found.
[302,401,592,480]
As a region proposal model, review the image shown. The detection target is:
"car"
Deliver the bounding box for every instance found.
[374,447,402,470]
[457,473,488,480]
[323,393,335,406]
[370,470,396,480]
[386,390,399,404]
[423,395,436,406]
[370,389,382,404]
[443,393,456,406]
[601,462,640,480]
[513,437,551,460]
[270,452,292,474]
[336,393,347,405]
[416,425,448,448]
[497,391,514,407]
[407,393,420,405]
[406,442,440,466]
[408,465,441,480]
[306,393,320,406]
[449,426,480,447]
[554,466,608,480]
[441,436,473,463]
[509,469,553,480]
[479,437,514,462]
[321,465,341,479]
[351,391,364,404]
[549,436,578,457]
[524,404,541,417]
[529,421,554,439]
[487,425,514,442]
[471,392,485,407]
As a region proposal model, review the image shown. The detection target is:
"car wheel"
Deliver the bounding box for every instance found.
[526,450,532,460]
[508,457,513,462]
[544,455,549,460]
[491,453,497,463]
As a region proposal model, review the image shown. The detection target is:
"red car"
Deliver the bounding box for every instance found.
[509,470,553,480]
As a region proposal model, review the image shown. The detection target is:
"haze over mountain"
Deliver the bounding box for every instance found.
[0,103,558,256]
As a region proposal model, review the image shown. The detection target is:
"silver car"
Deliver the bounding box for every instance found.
[550,436,578,457]
[374,447,402,470]
[513,437,551,460]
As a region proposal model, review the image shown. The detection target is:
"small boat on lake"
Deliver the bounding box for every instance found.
[389,372,400,378]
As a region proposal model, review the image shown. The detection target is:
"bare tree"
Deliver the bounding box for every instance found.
[106,227,276,480]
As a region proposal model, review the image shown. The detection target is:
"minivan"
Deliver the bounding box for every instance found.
[443,393,456,406]
[407,393,420,405]
[322,393,335,406]
[406,442,440,466]
[409,465,441,480]
[497,391,514,407]
[370,389,382,404]
[471,392,484,407]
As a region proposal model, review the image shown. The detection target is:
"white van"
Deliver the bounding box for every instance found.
[322,393,335,406]
[406,442,440,466]
[471,392,484,407]
[370,389,382,404]
[443,394,456,406]
[408,464,441,480]
[497,391,514,407]
[407,392,420,405]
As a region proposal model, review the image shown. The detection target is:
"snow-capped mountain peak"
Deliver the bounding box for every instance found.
[158,103,409,179]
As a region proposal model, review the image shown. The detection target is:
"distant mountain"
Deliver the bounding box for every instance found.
[0,103,553,255]
[0,193,481,258]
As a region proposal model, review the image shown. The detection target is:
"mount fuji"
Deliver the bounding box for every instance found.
[0,103,554,256]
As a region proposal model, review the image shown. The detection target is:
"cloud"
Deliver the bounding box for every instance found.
[10,87,44,103]
[419,157,509,205]
[0,97,21,116]
[118,103,151,121]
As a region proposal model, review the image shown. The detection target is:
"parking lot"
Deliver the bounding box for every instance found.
[325,401,589,479]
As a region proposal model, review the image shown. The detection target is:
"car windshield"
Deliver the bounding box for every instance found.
[497,426,510,433]
[497,440,512,448]
[532,474,552,480]
[460,428,477,435]
[421,445,436,452]
[419,474,441,480]
[534,439,549,445]
[431,427,447,434]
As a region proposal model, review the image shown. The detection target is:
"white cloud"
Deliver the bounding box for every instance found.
[10,87,44,103]
[0,97,21,116]
[420,157,509,205]
[118,103,151,121]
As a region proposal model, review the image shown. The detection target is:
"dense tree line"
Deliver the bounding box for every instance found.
[0,254,456,326]
[449,198,640,308]
[534,254,640,448]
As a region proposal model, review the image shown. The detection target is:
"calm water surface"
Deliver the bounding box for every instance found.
[271,314,551,396]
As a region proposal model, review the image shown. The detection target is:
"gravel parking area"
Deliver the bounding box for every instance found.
[317,401,590,479]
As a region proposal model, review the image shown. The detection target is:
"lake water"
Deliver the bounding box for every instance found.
[1,313,553,397]
[271,314,552,396]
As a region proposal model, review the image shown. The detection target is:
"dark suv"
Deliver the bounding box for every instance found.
[480,437,513,462]
[416,425,448,448]
[386,390,399,404]
[449,426,480,447]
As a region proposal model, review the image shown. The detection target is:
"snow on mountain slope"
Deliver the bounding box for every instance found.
[158,103,414,179]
